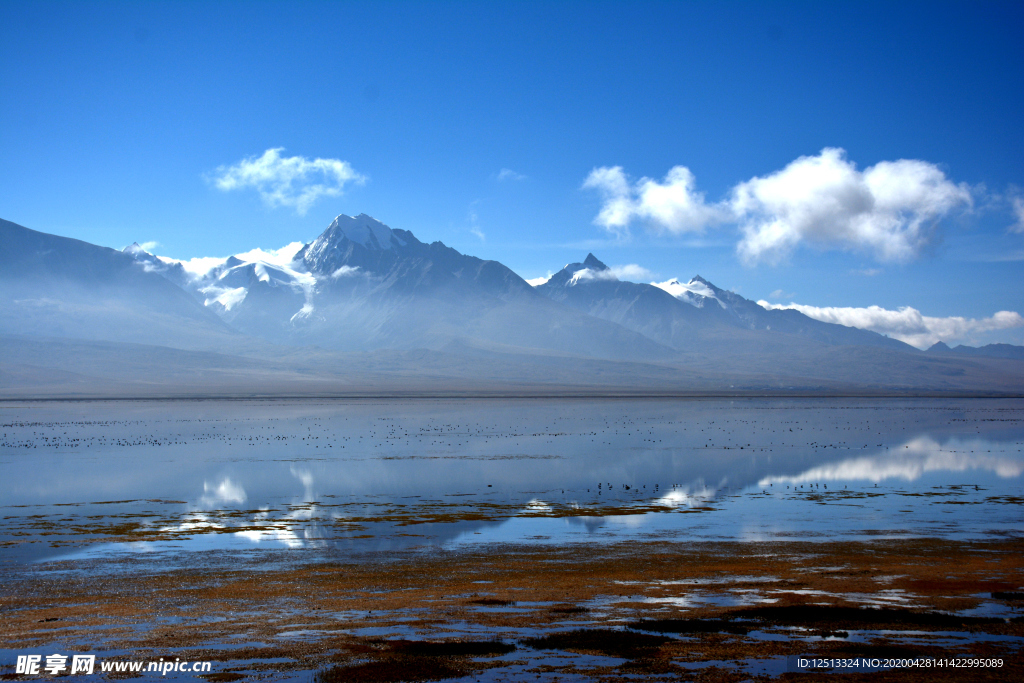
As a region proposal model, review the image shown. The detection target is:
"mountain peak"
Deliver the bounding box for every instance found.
[928,341,952,353]
[123,242,148,255]
[324,214,406,251]
[582,253,609,271]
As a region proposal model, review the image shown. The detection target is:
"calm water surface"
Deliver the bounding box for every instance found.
[1,398,1021,563]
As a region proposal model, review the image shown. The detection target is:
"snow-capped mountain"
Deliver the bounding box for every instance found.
[535,254,735,350]
[6,213,1022,396]
[120,215,911,354]
[650,275,724,309]
[123,215,676,359]
[124,240,316,332]
[534,252,913,352]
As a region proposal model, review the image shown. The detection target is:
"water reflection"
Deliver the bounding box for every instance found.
[654,486,716,508]
[0,398,1021,562]
[199,477,246,506]
[759,436,1024,485]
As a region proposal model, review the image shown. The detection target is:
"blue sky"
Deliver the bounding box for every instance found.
[2,0,1023,346]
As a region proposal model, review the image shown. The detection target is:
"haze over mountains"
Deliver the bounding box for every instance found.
[2,215,1022,397]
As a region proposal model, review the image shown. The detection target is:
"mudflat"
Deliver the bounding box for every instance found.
[4,539,1022,681]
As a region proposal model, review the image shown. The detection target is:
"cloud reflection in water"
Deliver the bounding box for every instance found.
[758,436,1024,486]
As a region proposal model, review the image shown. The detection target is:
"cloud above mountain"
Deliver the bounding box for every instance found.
[583,165,726,238]
[757,300,1023,349]
[584,148,973,264]
[209,148,366,215]
[732,149,972,264]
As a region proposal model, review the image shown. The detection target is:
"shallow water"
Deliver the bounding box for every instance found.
[1,397,1022,563]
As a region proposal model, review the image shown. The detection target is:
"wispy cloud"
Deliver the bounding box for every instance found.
[1009,187,1024,233]
[569,264,656,284]
[497,168,527,182]
[757,300,1024,349]
[209,148,366,215]
[331,265,361,278]
[979,250,1024,262]
[583,148,973,264]
[138,240,161,251]
[609,263,655,281]
[467,200,485,241]
[768,289,795,300]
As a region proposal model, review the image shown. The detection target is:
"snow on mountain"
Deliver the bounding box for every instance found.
[324,213,406,250]
[651,277,723,308]
[302,213,407,270]
[11,215,1023,393]
[120,217,917,356]
[533,254,727,350]
[125,239,318,317]
[536,254,919,352]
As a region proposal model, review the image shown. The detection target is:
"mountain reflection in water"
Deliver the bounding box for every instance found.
[0,398,1020,562]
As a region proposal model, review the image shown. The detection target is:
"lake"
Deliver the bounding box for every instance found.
[2,397,1022,680]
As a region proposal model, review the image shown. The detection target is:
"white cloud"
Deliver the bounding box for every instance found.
[497,168,527,182]
[290,303,315,322]
[138,240,161,251]
[582,166,634,238]
[609,264,655,281]
[199,285,247,311]
[732,148,972,264]
[569,267,613,284]
[234,242,307,268]
[769,289,795,300]
[330,265,361,279]
[757,300,1024,349]
[163,255,227,279]
[582,165,726,238]
[1010,191,1024,233]
[210,148,366,215]
[851,267,883,276]
[467,201,486,241]
[568,264,655,285]
[526,273,553,287]
[583,149,972,264]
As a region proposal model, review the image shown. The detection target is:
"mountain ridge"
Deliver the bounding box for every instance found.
[2,214,1023,395]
